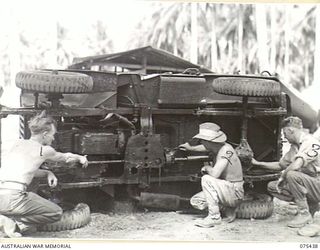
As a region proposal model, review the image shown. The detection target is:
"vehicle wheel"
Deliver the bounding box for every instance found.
[16,70,93,93]
[37,203,91,232]
[212,77,281,97]
[236,193,274,219]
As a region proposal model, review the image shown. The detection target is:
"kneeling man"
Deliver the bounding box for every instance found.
[179,122,244,228]
[0,111,88,237]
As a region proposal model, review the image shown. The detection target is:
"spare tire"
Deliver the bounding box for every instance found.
[213,77,281,97]
[236,193,274,219]
[37,203,91,232]
[16,70,93,93]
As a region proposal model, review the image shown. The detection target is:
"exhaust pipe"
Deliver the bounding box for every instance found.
[138,192,189,210]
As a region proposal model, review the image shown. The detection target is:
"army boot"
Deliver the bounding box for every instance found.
[16,221,37,235]
[0,215,21,238]
[223,206,237,223]
[298,223,320,237]
[194,216,222,228]
[308,202,319,217]
[287,200,313,228]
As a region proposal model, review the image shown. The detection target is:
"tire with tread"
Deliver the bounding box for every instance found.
[16,70,93,93]
[213,77,281,97]
[236,193,274,219]
[37,203,91,232]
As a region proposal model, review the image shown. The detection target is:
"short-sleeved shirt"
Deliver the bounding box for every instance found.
[280,133,320,177]
[214,143,243,182]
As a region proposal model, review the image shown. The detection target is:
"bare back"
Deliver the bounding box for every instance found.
[0,139,47,185]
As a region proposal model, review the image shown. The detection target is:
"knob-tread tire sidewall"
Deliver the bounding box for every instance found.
[37,203,91,232]
[16,71,93,93]
[213,77,281,97]
[236,193,274,219]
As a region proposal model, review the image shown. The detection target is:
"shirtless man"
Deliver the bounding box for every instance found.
[179,122,244,228]
[0,111,88,237]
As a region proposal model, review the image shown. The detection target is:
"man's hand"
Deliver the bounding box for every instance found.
[276,176,285,193]
[65,153,88,168]
[79,155,88,168]
[47,171,58,188]
[251,158,260,166]
[201,166,208,175]
[178,142,191,151]
[276,169,287,193]
[201,165,211,175]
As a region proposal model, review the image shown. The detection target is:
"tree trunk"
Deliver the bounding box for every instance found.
[284,5,291,84]
[305,60,309,88]
[191,2,198,64]
[270,6,277,73]
[211,4,218,71]
[173,41,178,56]
[228,40,233,73]
[314,5,320,86]
[5,3,20,166]
[49,19,58,68]
[255,4,269,73]
[238,4,244,73]
[8,4,21,115]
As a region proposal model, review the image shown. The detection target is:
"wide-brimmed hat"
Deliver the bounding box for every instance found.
[193,122,227,143]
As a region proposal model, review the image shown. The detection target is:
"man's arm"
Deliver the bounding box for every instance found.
[34,169,58,187]
[203,157,228,178]
[41,146,88,167]
[273,157,304,193]
[178,142,207,152]
[251,158,283,171]
[34,169,51,178]
[280,157,304,179]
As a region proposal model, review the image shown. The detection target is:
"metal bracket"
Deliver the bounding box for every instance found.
[140,105,153,136]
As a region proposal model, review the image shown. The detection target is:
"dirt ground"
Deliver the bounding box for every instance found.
[2,198,319,243]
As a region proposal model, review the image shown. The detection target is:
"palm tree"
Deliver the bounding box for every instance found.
[210,4,218,71]
[238,4,244,73]
[255,4,269,73]
[190,2,198,64]
[284,5,292,84]
[314,5,320,86]
[131,2,318,92]
[270,5,277,73]
[86,20,114,55]
[129,2,194,61]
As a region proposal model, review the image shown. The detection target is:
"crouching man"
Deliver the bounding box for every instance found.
[179,122,244,228]
[0,111,88,237]
[252,116,320,228]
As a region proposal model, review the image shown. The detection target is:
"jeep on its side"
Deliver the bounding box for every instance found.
[0,46,318,231]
